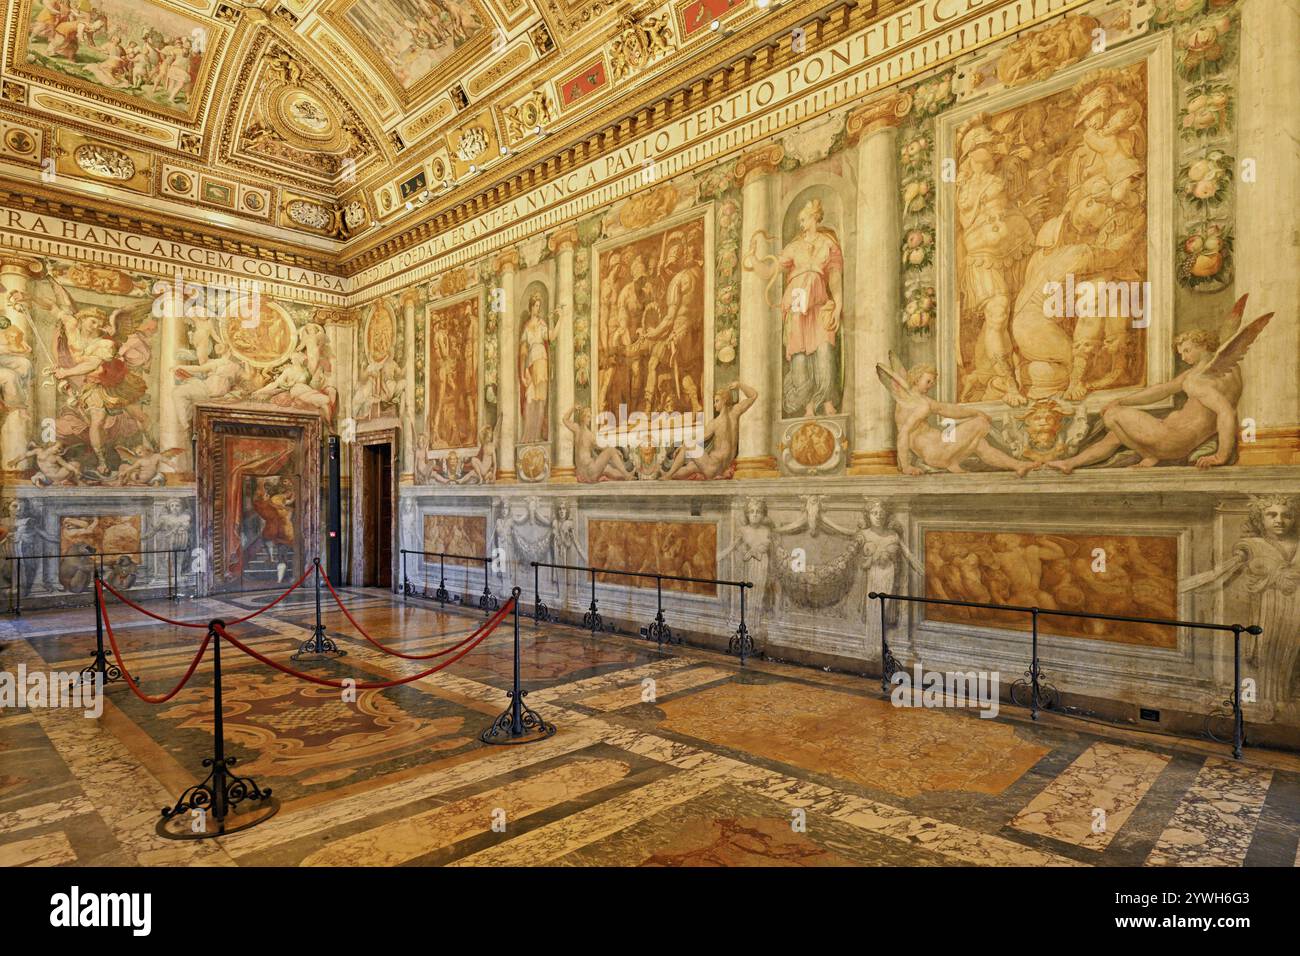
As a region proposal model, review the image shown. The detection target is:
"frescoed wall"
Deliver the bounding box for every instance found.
[2,0,1297,736]
[387,0,1299,735]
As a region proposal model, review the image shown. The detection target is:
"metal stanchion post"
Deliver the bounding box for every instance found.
[159,620,276,838]
[478,557,498,614]
[727,583,754,666]
[1232,625,1244,760]
[292,558,344,660]
[482,589,556,745]
[582,568,602,633]
[533,562,549,623]
[644,575,671,647]
[435,553,449,605]
[82,567,128,686]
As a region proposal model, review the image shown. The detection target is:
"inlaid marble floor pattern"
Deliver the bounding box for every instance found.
[1,589,1298,867]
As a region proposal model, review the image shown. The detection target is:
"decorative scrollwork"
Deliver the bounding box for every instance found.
[878,639,904,694]
[479,590,500,612]
[1009,669,1059,711]
[583,601,602,633]
[481,689,557,745]
[160,755,272,833]
[291,629,346,661]
[728,622,754,664]
[1204,696,1244,746]
[80,657,128,685]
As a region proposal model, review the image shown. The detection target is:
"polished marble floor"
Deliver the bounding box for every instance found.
[1,588,1298,867]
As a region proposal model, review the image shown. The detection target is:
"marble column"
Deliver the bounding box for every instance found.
[1236,0,1300,465]
[732,144,784,479]
[549,227,579,480]
[845,93,910,475]
[495,248,520,481]
[0,256,41,472]
[400,289,419,476]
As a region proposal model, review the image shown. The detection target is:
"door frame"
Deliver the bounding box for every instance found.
[194,403,324,597]
[350,420,401,591]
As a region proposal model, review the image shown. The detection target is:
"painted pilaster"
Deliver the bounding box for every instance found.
[1236,0,1300,465]
[550,227,579,480]
[495,248,520,481]
[733,144,784,479]
[845,93,911,474]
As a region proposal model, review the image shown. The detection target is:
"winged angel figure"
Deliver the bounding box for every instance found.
[39,275,156,479]
[1047,295,1273,472]
[875,351,1039,477]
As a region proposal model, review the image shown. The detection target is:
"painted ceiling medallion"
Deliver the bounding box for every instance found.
[73,142,136,180]
[276,88,339,141]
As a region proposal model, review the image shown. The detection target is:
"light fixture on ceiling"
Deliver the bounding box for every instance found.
[709,18,735,36]
[532,124,548,138]
[500,145,511,157]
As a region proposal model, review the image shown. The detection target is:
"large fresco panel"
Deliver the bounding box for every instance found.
[923,529,1178,648]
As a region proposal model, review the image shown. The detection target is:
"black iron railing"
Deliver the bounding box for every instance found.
[398,549,499,614]
[6,548,184,615]
[869,591,1261,759]
[530,560,756,664]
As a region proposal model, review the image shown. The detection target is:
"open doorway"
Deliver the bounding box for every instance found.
[350,424,400,590]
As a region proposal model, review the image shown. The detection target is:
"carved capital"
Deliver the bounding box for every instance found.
[548,226,579,254]
[733,143,785,187]
[494,247,521,274]
[0,254,43,278]
[844,92,912,147]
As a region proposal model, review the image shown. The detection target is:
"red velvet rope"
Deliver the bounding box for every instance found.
[98,576,208,629]
[224,562,315,624]
[95,580,212,704]
[213,597,513,690]
[97,561,315,628]
[318,568,497,660]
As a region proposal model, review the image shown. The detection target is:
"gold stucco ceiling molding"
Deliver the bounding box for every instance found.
[219,32,383,192]
[0,178,337,275]
[337,0,871,273]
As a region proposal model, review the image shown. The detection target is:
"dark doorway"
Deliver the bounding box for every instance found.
[360,442,393,587]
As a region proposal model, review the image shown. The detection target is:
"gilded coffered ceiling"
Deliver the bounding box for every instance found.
[0,0,879,259]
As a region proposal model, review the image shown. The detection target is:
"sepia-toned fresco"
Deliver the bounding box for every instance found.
[422,513,487,565]
[426,296,480,451]
[595,217,707,420]
[923,530,1179,647]
[953,61,1149,406]
[338,0,483,89]
[588,519,718,596]
[23,0,213,114]
[357,299,402,421]
[517,283,557,444]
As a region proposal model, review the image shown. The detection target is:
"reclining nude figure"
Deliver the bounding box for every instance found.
[1047,295,1272,473]
[877,352,1038,477]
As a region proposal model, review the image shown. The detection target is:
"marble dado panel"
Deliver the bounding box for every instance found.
[399,467,1300,725]
[1,486,195,610]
